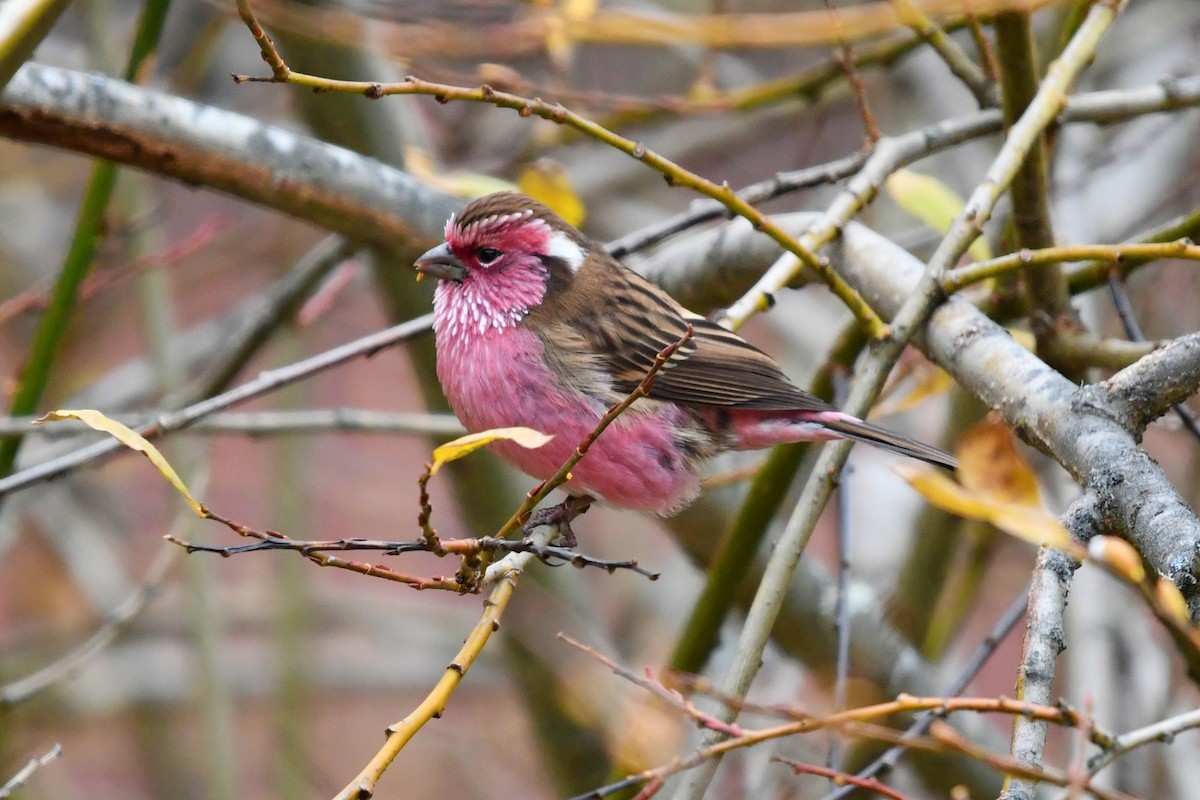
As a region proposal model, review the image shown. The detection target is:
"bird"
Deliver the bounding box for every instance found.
[415,192,956,517]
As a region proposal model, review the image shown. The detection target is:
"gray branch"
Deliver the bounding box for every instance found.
[0,63,459,251]
[1097,333,1200,435]
[832,222,1200,613]
[2,62,1197,268]
[1000,547,1077,800]
[639,214,1200,615]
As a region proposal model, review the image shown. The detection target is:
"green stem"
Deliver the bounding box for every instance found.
[0,0,171,479]
[0,160,118,478]
[0,0,73,88]
[667,323,866,674]
[993,12,1076,373]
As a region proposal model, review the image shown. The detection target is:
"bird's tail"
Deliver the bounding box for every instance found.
[817,414,958,471]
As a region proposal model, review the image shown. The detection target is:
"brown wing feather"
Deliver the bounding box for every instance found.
[621,312,833,411]
[529,246,834,412]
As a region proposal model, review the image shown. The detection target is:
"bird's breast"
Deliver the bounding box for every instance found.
[433,321,576,432]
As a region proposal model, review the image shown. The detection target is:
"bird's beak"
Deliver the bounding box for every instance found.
[414,242,468,283]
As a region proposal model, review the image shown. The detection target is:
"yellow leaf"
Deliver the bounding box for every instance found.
[36,410,204,517]
[1008,327,1037,351]
[895,463,1077,553]
[518,159,586,227]
[872,363,954,418]
[547,0,599,66]
[1156,579,1192,624]
[402,145,515,199]
[445,173,517,199]
[1088,536,1146,583]
[956,417,1041,507]
[430,427,553,476]
[887,169,992,263]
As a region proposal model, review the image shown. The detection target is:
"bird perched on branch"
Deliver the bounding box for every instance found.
[415,192,955,516]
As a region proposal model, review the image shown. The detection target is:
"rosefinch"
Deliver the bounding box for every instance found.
[416,192,954,516]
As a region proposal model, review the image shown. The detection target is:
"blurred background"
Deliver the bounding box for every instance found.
[2,0,1200,798]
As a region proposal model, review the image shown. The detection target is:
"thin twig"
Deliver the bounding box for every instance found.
[0,409,464,439]
[168,527,660,583]
[774,757,910,800]
[606,153,870,259]
[0,314,435,497]
[169,509,462,592]
[579,690,1112,799]
[888,0,996,106]
[944,239,1200,292]
[559,635,744,738]
[821,586,1029,798]
[229,0,885,335]
[489,326,695,543]
[0,744,63,799]
[331,528,548,800]
[823,0,881,144]
[1083,706,1200,781]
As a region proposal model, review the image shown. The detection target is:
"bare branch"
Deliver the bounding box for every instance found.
[1099,332,1200,434]
[0,315,434,497]
[830,224,1200,614]
[0,744,63,799]
[0,409,464,439]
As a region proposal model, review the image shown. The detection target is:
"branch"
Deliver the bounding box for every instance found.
[0,315,434,497]
[830,223,1200,614]
[0,64,460,252]
[331,528,546,800]
[584,690,1115,799]
[1000,547,1076,800]
[0,409,464,439]
[889,0,997,107]
[2,63,1197,284]
[679,7,1133,795]
[169,526,660,585]
[1106,272,1200,442]
[773,757,910,800]
[1084,705,1200,780]
[229,1,883,335]
[1041,330,1158,373]
[0,744,63,799]
[943,240,1200,292]
[1098,331,1200,434]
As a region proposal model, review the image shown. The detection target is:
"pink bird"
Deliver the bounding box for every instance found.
[415,193,955,517]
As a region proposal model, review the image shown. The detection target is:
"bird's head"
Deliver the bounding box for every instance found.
[415,193,588,333]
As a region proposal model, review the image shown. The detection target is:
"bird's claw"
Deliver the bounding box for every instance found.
[523,495,595,548]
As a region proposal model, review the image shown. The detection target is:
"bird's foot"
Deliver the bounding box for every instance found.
[524,495,594,548]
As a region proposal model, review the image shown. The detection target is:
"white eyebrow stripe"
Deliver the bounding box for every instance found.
[545,230,585,272]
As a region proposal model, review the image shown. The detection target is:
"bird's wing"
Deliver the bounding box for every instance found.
[548,258,834,411]
[609,308,832,410]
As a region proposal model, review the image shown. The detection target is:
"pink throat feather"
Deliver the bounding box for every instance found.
[433,215,555,339]
[433,318,707,515]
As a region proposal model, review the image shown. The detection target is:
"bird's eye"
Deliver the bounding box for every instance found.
[476,247,503,265]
